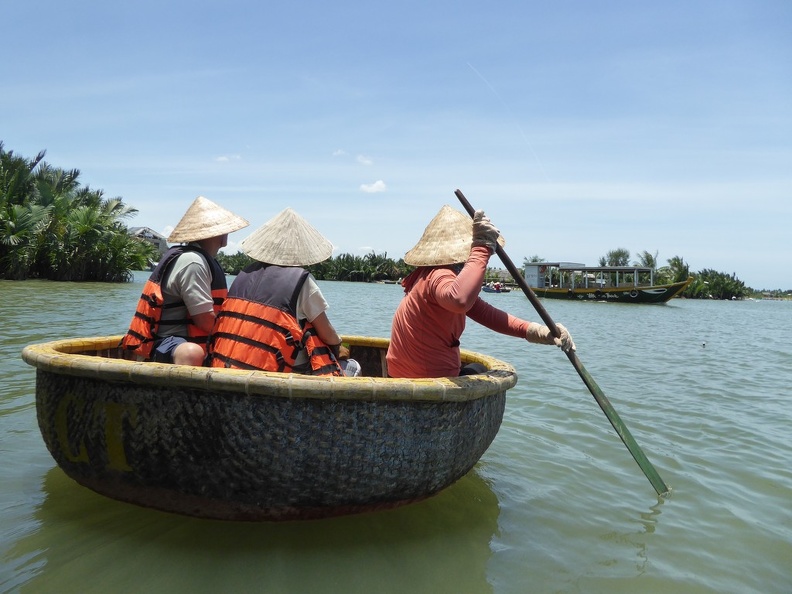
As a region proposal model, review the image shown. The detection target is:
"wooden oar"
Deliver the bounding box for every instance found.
[455,189,671,496]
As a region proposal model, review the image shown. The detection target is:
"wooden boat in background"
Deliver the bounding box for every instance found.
[21,335,516,521]
[524,262,692,304]
[481,284,511,294]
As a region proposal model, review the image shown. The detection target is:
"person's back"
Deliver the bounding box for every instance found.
[387,265,476,378]
[387,204,575,379]
[157,248,213,339]
[209,262,339,375]
[207,208,359,377]
[121,196,248,366]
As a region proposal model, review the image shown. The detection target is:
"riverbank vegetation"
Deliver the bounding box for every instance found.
[602,248,749,300]
[220,248,762,301]
[1,144,785,298]
[1,143,155,281]
[217,250,414,282]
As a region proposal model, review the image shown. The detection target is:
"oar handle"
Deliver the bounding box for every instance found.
[455,189,670,496]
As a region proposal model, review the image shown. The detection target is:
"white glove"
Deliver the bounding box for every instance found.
[525,322,576,353]
[471,210,500,253]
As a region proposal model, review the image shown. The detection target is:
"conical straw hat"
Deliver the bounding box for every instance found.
[241,208,333,266]
[404,205,505,266]
[167,196,249,243]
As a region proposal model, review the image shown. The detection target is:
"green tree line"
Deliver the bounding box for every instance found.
[223,246,751,301]
[1,143,155,281]
[220,252,519,285]
[601,247,749,300]
[0,144,778,299]
[217,250,414,282]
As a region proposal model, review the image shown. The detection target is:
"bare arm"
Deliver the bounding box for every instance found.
[191,311,216,334]
[310,311,341,347]
[432,246,491,312]
[467,299,529,337]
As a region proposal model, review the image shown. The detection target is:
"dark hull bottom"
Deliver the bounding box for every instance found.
[25,337,516,521]
[75,475,432,521]
[37,370,506,521]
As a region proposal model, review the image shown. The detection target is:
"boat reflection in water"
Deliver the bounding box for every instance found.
[10,464,500,593]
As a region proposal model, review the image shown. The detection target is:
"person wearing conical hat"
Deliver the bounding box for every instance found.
[207,208,360,377]
[386,205,575,378]
[121,196,249,366]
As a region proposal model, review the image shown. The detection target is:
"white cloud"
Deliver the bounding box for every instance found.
[214,155,241,162]
[360,180,387,193]
[332,149,347,157]
[357,154,373,165]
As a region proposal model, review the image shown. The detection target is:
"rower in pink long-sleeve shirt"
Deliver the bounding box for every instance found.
[386,205,575,379]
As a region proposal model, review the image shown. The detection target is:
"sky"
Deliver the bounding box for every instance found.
[2,1,790,289]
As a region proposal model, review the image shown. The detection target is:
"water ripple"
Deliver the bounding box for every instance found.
[1,281,791,593]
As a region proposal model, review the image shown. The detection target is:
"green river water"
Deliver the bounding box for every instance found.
[1,275,790,593]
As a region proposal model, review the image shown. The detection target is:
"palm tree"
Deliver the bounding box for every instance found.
[666,255,690,283]
[522,255,546,267]
[1,144,49,278]
[33,163,81,207]
[695,269,747,300]
[1,144,155,282]
[0,142,46,208]
[0,203,51,279]
[599,248,630,266]
[216,251,254,275]
[329,253,358,281]
[634,250,659,270]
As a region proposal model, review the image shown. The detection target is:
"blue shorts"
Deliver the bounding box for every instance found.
[152,336,188,364]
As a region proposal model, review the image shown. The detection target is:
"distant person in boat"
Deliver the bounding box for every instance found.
[386,205,575,379]
[121,196,249,366]
[207,208,361,377]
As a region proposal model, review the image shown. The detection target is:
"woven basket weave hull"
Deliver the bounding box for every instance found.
[22,336,517,521]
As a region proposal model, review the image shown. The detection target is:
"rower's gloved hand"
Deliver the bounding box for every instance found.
[471,210,500,254]
[525,322,576,353]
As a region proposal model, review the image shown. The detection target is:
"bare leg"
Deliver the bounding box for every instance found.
[172,342,206,366]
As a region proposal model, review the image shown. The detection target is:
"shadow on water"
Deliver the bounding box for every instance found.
[9,465,500,594]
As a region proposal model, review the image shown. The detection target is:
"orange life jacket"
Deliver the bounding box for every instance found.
[121,245,227,360]
[207,263,341,376]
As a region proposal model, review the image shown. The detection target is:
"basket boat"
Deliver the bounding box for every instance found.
[21,335,517,521]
